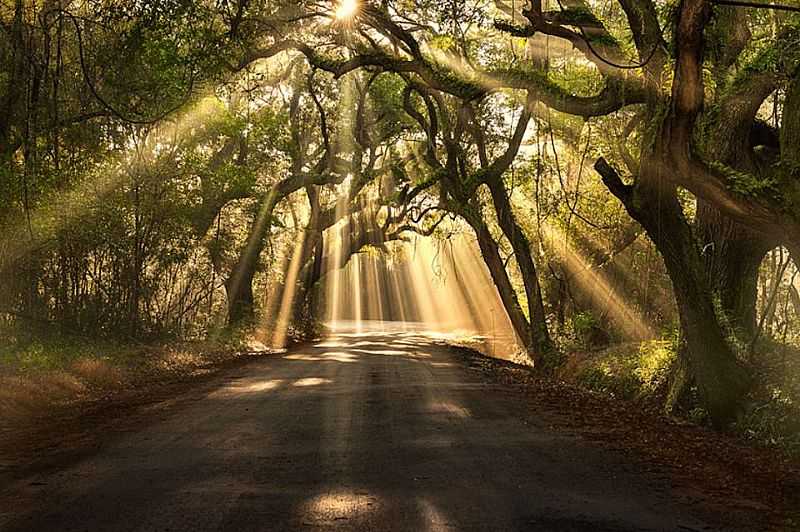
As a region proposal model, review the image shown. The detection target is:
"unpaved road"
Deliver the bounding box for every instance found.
[1,327,724,531]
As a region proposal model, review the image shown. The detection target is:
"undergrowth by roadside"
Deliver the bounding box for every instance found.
[4,321,799,460]
[558,335,800,455]
[565,339,675,401]
[735,340,800,452]
[0,327,266,427]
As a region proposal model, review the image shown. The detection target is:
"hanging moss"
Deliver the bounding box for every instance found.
[415,170,442,189]
[728,22,800,91]
[556,6,602,26]
[423,59,483,100]
[493,19,535,38]
[709,161,781,199]
[585,32,619,48]
[313,54,345,72]
[491,66,562,97]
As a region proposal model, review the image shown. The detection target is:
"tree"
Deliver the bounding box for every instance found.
[246,0,799,423]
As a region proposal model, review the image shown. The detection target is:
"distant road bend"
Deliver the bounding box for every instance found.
[1,322,718,531]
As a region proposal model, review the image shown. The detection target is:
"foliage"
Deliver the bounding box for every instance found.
[709,161,781,199]
[575,340,676,400]
[1,0,800,436]
[734,340,800,452]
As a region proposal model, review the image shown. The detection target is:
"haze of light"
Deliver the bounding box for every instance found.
[335,0,358,20]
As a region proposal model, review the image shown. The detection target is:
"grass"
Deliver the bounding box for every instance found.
[0,326,257,424]
[0,335,140,373]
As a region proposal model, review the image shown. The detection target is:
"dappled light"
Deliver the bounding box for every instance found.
[301,490,380,524]
[241,379,285,392]
[417,498,453,532]
[212,378,285,397]
[3,0,800,529]
[285,351,360,363]
[292,377,333,387]
[427,401,472,418]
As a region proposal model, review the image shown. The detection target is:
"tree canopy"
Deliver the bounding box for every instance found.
[3,0,800,429]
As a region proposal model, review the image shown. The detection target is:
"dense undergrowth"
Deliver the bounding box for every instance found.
[736,341,800,451]
[559,332,800,454]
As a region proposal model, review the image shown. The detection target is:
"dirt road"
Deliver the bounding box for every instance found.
[0,325,722,531]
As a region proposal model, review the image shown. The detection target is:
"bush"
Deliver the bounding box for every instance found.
[575,339,677,401]
[734,341,800,452]
[570,311,610,349]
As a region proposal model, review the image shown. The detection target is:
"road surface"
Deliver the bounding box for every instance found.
[1,325,716,531]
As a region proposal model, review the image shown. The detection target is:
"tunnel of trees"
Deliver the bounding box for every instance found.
[2,0,800,433]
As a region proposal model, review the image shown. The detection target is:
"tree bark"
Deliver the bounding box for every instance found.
[696,202,772,339]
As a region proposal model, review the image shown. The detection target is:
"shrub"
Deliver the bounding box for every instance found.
[575,339,677,401]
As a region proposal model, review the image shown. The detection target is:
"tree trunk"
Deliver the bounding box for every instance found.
[463,208,536,362]
[225,264,256,326]
[291,230,324,335]
[487,180,555,356]
[597,159,749,427]
[298,186,326,328]
[304,229,325,321]
[225,190,282,326]
[696,201,772,339]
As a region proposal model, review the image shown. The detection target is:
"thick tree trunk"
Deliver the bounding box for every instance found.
[597,159,749,427]
[487,180,554,356]
[665,244,749,428]
[640,194,749,427]
[595,4,752,423]
[696,202,772,339]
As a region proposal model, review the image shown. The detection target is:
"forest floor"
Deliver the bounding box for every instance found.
[0,325,798,531]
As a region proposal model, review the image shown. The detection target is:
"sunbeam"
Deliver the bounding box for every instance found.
[319,221,521,360]
[541,221,655,340]
[271,230,309,349]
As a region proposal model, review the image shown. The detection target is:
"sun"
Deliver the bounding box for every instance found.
[335,0,358,20]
